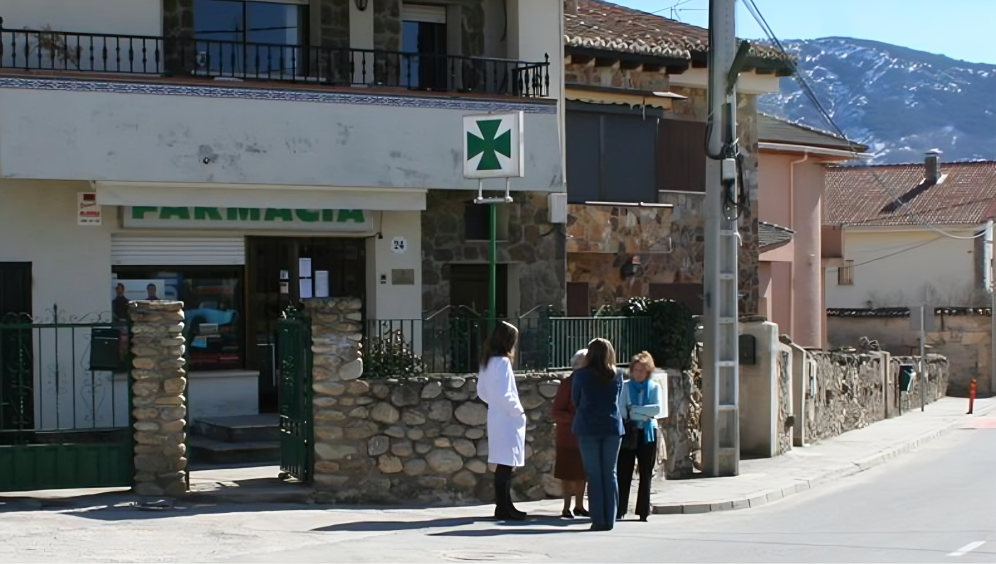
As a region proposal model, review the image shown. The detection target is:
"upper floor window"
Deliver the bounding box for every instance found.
[401,4,448,90]
[194,0,309,75]
[838,260,855,286]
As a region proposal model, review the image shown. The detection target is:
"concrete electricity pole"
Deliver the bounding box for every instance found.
[701,0,744,477]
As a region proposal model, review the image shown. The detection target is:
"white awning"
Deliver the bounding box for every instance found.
[94,182,427,211]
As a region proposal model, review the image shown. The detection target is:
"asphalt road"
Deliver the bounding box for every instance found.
[3,422,996,563]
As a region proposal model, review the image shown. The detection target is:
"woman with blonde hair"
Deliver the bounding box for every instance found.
[571,338,625,531]
[551,349,589,518]
[617,351,666,522]
[477,321,528,521]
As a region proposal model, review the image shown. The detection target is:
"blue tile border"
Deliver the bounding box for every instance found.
[0,76,558,114]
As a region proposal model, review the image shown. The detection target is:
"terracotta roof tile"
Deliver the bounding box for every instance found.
[564,0,790,62]
[824,161,996,227]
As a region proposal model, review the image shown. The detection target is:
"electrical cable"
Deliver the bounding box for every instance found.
[740,0,985,241]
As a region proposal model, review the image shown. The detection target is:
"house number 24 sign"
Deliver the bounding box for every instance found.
[391,236,407,254]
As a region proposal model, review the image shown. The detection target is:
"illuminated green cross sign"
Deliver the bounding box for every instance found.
[467,119,511,172]
[462,112,524,179]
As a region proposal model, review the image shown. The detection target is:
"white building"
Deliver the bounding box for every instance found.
[823,155,996,310]
[0,0,565,436]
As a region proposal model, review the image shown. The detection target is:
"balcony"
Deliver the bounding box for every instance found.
[0,19,551,99]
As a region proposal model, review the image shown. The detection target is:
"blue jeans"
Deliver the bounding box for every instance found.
[578,435,623,530]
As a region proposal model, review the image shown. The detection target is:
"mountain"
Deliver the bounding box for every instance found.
[759,37,996,164]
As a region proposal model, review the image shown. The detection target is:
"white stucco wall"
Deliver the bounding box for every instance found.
[0,84,562,192]
[0,181,423,423]
[1,0,161,36]
[825,227,981,309]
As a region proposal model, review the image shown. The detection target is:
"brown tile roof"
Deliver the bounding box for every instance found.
[759,221,794,251]
[564,0,790,63]
[824,161,996,227]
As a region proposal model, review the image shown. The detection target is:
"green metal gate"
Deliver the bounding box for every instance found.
[277,307,313,482]
[0,307,133,492]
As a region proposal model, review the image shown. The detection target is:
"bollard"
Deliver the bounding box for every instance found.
[968,379,977,415]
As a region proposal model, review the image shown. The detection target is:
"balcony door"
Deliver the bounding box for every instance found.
[401,4,448,91]
[194,0,309,77]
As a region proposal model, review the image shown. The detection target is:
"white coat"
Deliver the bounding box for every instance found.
[477,356,526,467]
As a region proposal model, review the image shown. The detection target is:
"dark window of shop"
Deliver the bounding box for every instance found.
[194,0,309,75]
[463,203,510,242]
[566,109,658,204]
[658,119,708,193]
[112,266,245,371]
[650,283,703,315]
[566,282,589,317]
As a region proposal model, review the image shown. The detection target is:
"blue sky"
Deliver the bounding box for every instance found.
[612,0,996,65]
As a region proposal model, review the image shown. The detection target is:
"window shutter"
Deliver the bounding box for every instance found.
[111,236,245,266]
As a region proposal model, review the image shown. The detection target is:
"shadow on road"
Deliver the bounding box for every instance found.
[312,515,582,533]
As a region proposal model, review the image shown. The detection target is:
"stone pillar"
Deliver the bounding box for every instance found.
[306,297,364,499]
[129,301,188,497]
[163,0,196,77]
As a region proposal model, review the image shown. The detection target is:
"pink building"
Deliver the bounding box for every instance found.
[757,115,867,349]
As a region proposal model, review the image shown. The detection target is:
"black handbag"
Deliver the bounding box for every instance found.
[621,419,640,451]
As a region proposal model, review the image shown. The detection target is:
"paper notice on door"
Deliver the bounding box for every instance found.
[279,281,289,295]
[300,278,313,299]
[315,271,330,298]
[299,258,312,279]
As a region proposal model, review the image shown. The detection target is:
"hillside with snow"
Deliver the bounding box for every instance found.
[759,37,996,164]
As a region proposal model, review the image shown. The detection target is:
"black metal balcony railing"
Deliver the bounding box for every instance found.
[0,19,551,98]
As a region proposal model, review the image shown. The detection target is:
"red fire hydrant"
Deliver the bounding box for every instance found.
[968,379,978,415]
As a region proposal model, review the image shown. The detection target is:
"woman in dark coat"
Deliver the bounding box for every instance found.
[552,349,589,518]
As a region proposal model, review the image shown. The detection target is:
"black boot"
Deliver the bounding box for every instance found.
[506,476,528,519]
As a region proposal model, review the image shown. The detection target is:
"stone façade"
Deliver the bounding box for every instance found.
[421,190,566,315]
[565,63,762,315]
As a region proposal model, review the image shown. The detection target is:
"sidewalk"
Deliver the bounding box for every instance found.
[646,396,995,514]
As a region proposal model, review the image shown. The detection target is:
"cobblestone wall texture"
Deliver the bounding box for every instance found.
[130,301,188,497]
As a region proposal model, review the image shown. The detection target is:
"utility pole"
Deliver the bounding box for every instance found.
[702,0,743,477]
[918,304,926,412]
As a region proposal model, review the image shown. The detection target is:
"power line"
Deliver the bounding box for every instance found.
[825,235,944,271]
[739,0,986,241]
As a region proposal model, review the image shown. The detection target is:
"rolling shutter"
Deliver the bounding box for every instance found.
[111,236,245,266]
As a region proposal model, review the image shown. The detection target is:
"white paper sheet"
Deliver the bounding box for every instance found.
[299,258,312,279]
[315,271,330,298]
[300,278,313,299]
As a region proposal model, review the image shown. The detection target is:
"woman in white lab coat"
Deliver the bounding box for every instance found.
[477,321,528,521]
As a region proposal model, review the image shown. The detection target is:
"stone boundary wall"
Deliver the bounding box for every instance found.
[310,373,566,504]
[806,351,949,443]
[129,301,188,497]
[893,355,949,412]
[828,310,988,396]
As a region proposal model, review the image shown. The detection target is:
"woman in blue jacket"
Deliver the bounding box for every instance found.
[571,338,624,531]
[617,351,666,522]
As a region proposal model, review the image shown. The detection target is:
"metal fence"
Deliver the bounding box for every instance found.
[362,315,655,378]
[0,19,551,98]
[0,307,133,491]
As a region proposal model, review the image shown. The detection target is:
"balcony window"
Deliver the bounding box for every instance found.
[194,0,309,77]
[401,4,448,91]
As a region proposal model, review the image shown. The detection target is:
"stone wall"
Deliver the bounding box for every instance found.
[310,373,565,504]
[828,309,990,397]
[894,355,949,412]
[319,0,350,48]
[163,0,194,76]
[663,347,702,479]
[805,351,949,443]
[422,190,565,315]
[776,344,792,456]
[129,301,188,497]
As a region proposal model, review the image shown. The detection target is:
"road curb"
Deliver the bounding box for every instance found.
[651,404,996,515]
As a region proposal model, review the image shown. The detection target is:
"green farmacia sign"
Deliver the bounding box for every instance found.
[123,207,372,232]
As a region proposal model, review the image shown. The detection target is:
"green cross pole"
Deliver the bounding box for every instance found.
[467,119,514,333]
